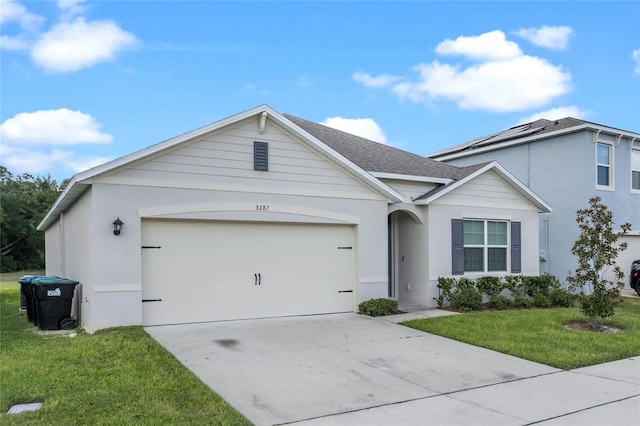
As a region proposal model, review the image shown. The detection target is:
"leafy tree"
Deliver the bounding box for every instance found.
[567,196,631,329]
[0,166,66,272]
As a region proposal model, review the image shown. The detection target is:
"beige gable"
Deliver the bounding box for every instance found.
[94,117,382,200]
[432,170,537,210]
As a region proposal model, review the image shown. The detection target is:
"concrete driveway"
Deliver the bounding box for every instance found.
[145,313,639,426]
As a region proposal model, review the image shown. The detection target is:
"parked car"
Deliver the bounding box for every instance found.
[631,260,640,296]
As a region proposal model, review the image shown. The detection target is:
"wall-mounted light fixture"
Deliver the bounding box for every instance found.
[113,217,124,236]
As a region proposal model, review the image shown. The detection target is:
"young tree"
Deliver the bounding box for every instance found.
[567,196,631,329]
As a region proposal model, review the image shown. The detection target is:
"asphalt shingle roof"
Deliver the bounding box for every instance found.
[284,114,467,180]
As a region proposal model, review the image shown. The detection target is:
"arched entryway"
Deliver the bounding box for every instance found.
[388,209,427,308]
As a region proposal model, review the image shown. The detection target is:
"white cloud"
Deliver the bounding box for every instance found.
[0,109,112,145]
[356,30,572,113]
[633,49,640,74]
[57,0,87,20]
[352,71,400,88]
[517,106,590,124]
[1,145,112,174]
[0,108,113,175]
[31,17,137,72]
[392,56,571,112]
[435,30,522,61]
[0,0,44,51]
[0,34,29,50]
[0,0,44,31]
[321,117,387,144]
[515,26,574,50]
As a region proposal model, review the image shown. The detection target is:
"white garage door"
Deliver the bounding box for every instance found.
[141,220,355,326]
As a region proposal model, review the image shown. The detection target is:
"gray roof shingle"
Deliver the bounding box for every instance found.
[283,114,464,180]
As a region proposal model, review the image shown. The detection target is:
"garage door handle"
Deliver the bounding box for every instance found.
[338,290,353,293]
[258,273,261,285]
[255,273,261,286]
[142,299,162,302]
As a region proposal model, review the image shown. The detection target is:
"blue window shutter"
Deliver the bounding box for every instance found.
[511,222,521,273]
[452,219,464,275]
[254,141,268,171]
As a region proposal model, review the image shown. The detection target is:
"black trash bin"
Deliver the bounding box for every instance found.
[32,277,79,330]
[18,275,43,323]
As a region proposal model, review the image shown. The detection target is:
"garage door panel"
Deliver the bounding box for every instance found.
[142,220,355,326]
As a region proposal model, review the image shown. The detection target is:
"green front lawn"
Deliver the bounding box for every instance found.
[0,275,250,425]
[403,298,640,370]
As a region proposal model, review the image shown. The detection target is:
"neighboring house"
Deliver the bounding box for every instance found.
[429,117,640,286]
[38,105,550,332]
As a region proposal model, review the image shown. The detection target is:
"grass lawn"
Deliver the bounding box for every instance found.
[403,297,640,370]
[0,273,250,425]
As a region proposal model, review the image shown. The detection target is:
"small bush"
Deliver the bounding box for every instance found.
[476,276,503,299]
[524,275,561,298]
[450,287,482,312]
[435,277,456,308]
[504,275,526,299]
[532,293,551,308]
[549,288,576,307]
[358,298,398,317]
[513,296,532,309]
[488,295,513,310]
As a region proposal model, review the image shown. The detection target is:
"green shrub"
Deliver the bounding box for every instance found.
[549,288,576,307]
[435,277,456,308]
[450,287,482,312]
[578,289,620,328]
[504,275,526,299]
[513,296,532,308]
[524,275,561,297]
[358,298,398,317]
[532,293,551,308]
[476,276,503,298]
[488,295,513,310]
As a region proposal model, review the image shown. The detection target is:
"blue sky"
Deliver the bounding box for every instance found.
[1,0,639,182]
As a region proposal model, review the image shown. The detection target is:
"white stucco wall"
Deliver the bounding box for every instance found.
[425,171,542,307]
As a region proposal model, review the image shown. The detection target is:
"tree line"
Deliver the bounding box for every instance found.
[1,166,69,272]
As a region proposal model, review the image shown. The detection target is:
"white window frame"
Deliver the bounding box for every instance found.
[631,147,640,194]
[463,219,509,273]
[596,141,614,191]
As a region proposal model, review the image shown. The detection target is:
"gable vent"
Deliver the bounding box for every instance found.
[254,141,268,171]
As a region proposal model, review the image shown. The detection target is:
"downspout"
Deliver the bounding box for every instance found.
[59,212,66,276]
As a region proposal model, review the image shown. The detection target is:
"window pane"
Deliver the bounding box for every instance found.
[597,165,609,186]
[633,171,640,190]
[464,248,483,272]
[464,220,484,245]
[487,221,507,245]
[597,144,610,164]
[488,248,507,271]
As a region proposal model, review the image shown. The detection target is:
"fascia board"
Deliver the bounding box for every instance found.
[415,162,552,213]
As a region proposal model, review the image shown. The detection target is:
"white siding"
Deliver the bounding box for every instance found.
[101,117,378,199]
[434,171,534,210]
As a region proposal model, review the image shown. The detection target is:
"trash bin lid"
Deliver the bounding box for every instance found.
[18,275,44,284]
[33,277,79,286]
